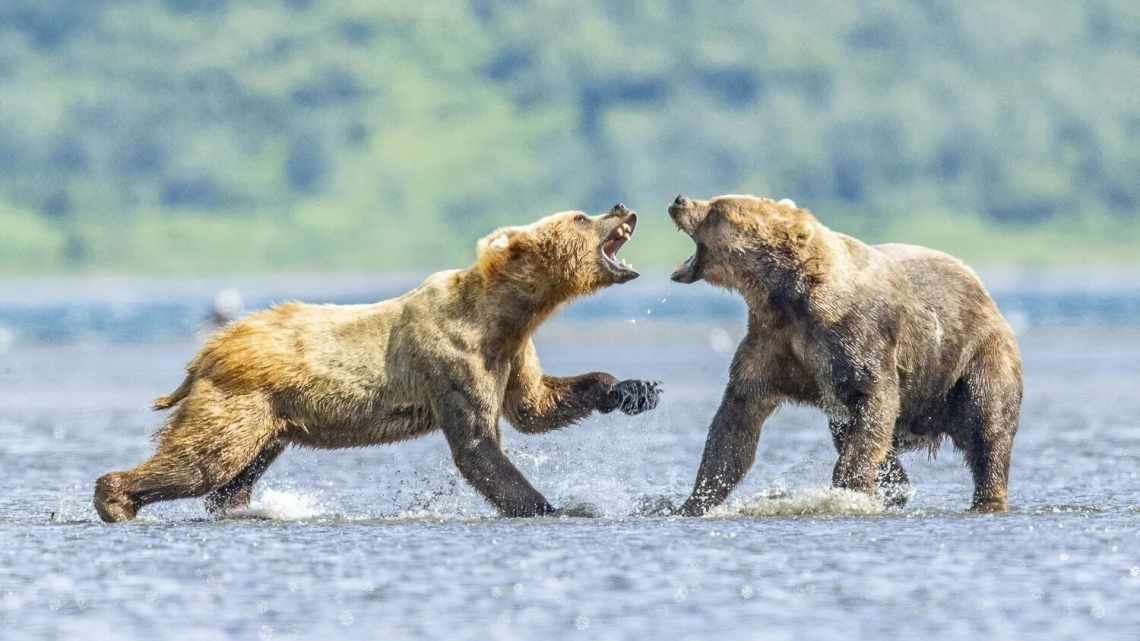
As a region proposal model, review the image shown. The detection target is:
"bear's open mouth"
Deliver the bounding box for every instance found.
[600,213,638,277]
[670,243,704,283]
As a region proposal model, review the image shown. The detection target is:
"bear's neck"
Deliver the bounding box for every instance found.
[743,229,852,319]
[457,268,570,355]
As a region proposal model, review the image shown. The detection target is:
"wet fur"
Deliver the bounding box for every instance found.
[671,195,1022,514]
[94,207,659,523]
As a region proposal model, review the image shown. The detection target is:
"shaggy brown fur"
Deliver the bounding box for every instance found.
[94,205,660,523]
[669,194,1022,514]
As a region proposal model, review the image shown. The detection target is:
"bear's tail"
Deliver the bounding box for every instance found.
[152,375,193,410]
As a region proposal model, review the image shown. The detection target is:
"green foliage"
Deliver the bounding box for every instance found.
[0,0,1137,273]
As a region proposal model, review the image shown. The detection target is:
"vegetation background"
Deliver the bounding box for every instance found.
[0,0,1137,275]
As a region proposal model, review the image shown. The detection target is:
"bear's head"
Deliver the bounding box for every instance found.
[668,194,821,294]
[476,203,641,298]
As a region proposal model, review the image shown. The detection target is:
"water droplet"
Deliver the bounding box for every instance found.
[739,584,754,599]
[1129,566,1139,577]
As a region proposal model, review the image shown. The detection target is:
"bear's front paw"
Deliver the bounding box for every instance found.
[600,380,662,415]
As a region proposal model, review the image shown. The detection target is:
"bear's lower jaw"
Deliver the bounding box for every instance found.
[605,266,640,284]
[671,254,701,283]
[598,249,639,283]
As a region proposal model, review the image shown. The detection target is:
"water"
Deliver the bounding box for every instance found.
[1,274,1138,640]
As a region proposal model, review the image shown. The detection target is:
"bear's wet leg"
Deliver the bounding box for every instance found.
[951,338,1022,513]
[448,436,555,517]
[831,391,899,496]
[958,395,1020,513]
[94,453,210,523]
[831,420,910,507]
[680,392,777,516]
[439,399,555,517]
[94,471,142,523]
[877,455,911,508]
[963,430,1014,513]
[204,439,286,516]
[97,436,274,523]
[94,386,282,523]
[833,433,892,495]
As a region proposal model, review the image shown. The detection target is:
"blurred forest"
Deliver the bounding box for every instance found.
[0,0,1137,274]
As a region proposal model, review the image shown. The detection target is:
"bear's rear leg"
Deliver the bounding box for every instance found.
[960,425,1017,513]
[94,472,141,523]
[951,337,1023,513]
[95,438,275,523]
[94,385,282,523]
[94,453,211,523]
[205,440,285,516]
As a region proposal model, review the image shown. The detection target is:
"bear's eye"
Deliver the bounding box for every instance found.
[573,214,589,224]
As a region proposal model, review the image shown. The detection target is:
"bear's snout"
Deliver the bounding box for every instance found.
[668,196,706,236]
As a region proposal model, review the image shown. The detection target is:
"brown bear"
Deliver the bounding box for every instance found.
[668,194,1022,514]
[94,204,660,523]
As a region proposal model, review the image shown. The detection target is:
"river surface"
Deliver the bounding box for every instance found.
[0,273,1137,640]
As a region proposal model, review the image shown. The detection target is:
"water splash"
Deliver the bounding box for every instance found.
[721,487,886,517]
[238,488,323,520]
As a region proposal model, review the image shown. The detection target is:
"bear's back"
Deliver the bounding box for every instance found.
[872,243,992,311]
[872,242,1014,373]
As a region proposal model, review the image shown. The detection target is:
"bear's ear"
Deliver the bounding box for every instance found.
[488,233,511,251]
[476,226,529,260]
[778,198,797,209]
[790,219,815,246]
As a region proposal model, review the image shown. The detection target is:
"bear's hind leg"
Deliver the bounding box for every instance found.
[950,337,1023,513]
[204,439,286,516]
[95,453,210,522]
[94,471,142,523]
[94,384,282,523]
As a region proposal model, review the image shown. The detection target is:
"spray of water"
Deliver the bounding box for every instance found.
[722,487,886,517]
[234,488,323,521]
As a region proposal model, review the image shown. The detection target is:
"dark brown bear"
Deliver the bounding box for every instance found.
[669,194,1022,514]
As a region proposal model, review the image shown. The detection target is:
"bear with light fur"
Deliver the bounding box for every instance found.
[94,204,660,522]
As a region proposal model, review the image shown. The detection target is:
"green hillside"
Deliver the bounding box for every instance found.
[0,1,1138,274]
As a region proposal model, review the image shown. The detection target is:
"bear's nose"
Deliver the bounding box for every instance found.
[612,202,629,214]
[674,194,689,207]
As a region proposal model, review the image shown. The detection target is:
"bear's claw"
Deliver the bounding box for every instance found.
[601,380,662,415]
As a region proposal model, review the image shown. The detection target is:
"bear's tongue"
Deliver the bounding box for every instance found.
[603,236,627,260]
